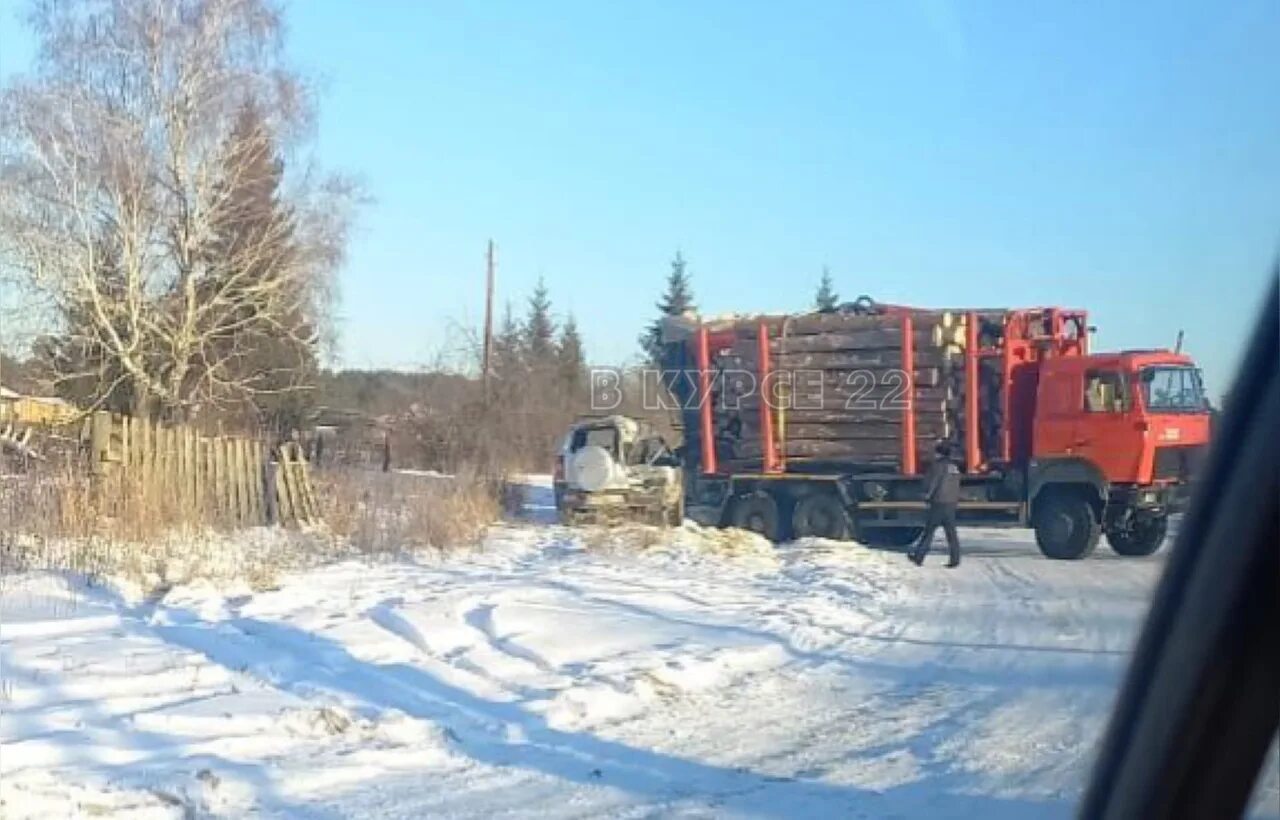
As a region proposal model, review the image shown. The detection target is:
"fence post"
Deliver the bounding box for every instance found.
[235,438,250,524]
[265,458,279,525]
[277,445,296,525]
[119,414,131,472]
[89,411,112,478]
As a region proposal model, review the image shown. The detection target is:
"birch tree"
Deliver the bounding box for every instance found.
[0,0,356,420]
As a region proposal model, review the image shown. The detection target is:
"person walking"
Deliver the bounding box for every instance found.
[910,441,962,568]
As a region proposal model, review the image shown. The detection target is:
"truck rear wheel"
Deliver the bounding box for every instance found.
[1034,491,1101,560]
[729,493,780,542]
[792,493,850,540]
[1107,515,1168,557]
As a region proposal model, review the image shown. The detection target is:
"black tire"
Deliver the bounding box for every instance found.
[1106,515,1169,556]
[1034,491,1102,560]
[857,526,923,548]
[729,493,781,542]
[792,493,851,540]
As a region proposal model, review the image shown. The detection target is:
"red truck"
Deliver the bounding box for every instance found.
[661,303,1211,559]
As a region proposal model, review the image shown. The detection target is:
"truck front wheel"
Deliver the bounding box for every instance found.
[1106,515,1169,557]
[1033,491,1101,560]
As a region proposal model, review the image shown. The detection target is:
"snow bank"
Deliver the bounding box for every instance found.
[3,484,1275,818]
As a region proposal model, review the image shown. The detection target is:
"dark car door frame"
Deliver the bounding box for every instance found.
[1080,273,1279,819]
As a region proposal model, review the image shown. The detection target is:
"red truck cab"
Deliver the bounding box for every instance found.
[1035,351,1210,485]
[1028,350,1210,557]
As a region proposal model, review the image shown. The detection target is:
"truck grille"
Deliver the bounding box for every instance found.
[1153,444,1208,482]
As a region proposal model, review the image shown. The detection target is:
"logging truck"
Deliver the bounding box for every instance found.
[658,300,1211,559]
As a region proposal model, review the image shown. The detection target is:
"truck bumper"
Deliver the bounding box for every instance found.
[1109,483,1193,517]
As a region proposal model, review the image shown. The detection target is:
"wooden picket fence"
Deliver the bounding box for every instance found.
[86,411,320,527]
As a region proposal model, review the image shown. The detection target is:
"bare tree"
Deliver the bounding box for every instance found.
[0,0,357,421]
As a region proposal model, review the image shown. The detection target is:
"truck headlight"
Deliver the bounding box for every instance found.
[1140,490,1158,504]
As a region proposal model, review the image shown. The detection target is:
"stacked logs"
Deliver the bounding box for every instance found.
[706,309,1008,470]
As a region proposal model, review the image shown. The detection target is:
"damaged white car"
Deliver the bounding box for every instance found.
[553,415,684,526]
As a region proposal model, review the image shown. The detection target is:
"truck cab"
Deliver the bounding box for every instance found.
[1030,350,1210,557]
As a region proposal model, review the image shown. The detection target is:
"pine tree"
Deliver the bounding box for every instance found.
[640,251,695,364]
[814,266,839,312]
[556,314,587,393]
[523,277,556,364]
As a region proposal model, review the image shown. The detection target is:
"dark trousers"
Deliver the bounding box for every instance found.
[913,502,961,565]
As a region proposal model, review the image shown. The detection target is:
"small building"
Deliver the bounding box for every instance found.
[0,386,19,423]
[0,386,79,427]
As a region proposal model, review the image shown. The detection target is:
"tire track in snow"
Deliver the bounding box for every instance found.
[367,598,431,654]
[462,602,558,675]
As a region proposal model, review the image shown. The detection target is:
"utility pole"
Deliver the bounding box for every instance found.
[482,239,496,405]
[1174,329,1184,354]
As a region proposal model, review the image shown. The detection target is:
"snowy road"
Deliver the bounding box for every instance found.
[2,479,1270,818]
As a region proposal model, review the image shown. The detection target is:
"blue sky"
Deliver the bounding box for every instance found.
[1,0,1276,396]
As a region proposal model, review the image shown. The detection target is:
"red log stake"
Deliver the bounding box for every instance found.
[696,325,717,475]
[757,321,779,473]
[902,316,917,475]
[965,311,980,473]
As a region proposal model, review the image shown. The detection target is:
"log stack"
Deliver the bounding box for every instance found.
[703,308,1008,471]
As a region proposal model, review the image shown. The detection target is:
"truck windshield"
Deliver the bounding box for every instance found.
[1140,366,1206,413]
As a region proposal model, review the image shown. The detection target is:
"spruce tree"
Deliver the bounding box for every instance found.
[493,302,523,381]
[203,99,315,432]
[39,235,137,413]
[814,266,839,311]
[523,276,556,364]
[640,251,695,364]
[557,314,587,393]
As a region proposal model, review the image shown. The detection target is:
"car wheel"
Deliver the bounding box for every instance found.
[666,497,684,527]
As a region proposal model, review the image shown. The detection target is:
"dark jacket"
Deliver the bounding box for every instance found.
[924,457,961,505]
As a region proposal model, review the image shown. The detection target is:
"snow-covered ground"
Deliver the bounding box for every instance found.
[2,478,1275,818]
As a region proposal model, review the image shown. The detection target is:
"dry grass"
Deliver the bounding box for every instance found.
[315,468,502,555]
[2,466,232,543]
[2,461,505,592]
[0,468,328,590]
